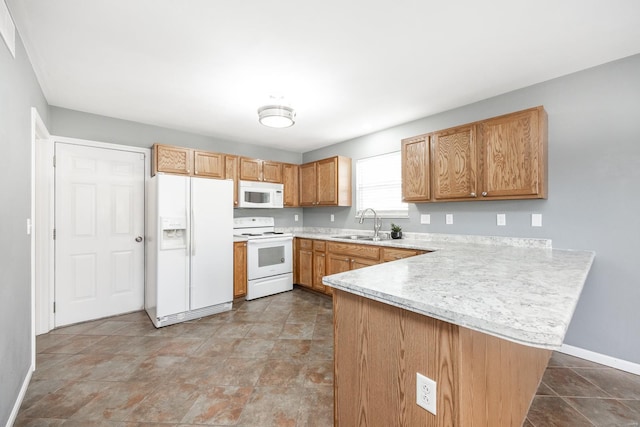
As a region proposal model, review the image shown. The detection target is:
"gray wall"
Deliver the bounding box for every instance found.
[303,54,640,364]
[0,34,49,425]
[49,107,304,230]
[50,106,303,164]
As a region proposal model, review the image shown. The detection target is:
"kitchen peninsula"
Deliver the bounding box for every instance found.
[318,234,594,426]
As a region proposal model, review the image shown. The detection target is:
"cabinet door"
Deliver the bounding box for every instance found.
[479,107,546,199]
[326,253,352,275]
[401,136,430,201]
[313,252,326,292]
[194,151,224,178]
[298,249,314,288]
[433,126,477,200]
[262,161,283,183]
[225,155,239,207]
[233,242,247,298]
[239,157,262,181]
[299,162,317,206]
[153,144,192,176]
[317,157,338,205]
[282,163,299,207]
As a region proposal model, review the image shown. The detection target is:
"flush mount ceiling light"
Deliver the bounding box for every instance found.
[257,98,296,128]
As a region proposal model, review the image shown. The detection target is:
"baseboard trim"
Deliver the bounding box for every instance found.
[6,364,33,427]
[560,344,640,375]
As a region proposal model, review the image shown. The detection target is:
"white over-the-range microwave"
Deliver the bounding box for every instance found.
[238,180,284,208]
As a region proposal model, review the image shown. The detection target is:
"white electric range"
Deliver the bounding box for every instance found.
[233,217,293,300]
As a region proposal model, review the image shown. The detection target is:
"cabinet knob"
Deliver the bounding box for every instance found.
[470,192,476,197]
[194,171,198,175]
[234,201,238,205]
[482,191,488,197]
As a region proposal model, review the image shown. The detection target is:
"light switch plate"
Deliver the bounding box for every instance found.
[532,213,542,227]
[420,214,431,225]
[497,213,506,226]
[445,214,453,225]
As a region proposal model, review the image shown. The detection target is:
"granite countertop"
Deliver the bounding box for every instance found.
[298,231,594,350]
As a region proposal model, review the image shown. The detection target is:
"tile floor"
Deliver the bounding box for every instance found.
[15,287,640,426]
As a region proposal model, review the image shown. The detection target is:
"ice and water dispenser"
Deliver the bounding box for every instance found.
[160,217,187,250]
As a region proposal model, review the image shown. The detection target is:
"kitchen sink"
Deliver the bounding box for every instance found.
[331,234,378,241]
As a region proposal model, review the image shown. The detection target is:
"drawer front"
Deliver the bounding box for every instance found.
[326,242,380,261]
[313,240,326,251]
[382,248,422,262]
[298,238,313,250]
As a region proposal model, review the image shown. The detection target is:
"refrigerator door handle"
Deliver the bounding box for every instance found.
[191,210,196,256]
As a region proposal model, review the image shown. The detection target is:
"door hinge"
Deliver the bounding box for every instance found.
[53,229,56,240]
[53,302,56,313]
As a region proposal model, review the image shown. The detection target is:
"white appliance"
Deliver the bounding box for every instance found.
[233,217,293,300]
[238,180,284,208]
[146,174,234,327]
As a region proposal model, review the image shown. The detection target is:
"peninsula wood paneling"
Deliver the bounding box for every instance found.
[333,289,552,427]
[457,327,551,426]
[334,289,458,426]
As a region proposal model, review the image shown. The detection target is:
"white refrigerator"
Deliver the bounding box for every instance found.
[146,173,234,327]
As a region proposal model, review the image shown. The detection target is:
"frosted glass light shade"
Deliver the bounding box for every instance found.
[258,105,296,128]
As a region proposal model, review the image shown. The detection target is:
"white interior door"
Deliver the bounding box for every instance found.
[55,143,145,326]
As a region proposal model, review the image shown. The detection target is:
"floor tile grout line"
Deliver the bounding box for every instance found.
[569,366,618,399]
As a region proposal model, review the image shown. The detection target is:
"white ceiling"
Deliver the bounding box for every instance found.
[8,0,640,153]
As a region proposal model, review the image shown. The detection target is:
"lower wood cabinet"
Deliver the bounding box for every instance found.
[312,240,328,294]
[233,241,247,298]
[297,239,314,289]
[295,238,427,296]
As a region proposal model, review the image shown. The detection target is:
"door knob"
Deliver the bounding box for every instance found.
[135,236,143,242]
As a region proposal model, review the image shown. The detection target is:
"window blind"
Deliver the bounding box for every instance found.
[356,151,408,218]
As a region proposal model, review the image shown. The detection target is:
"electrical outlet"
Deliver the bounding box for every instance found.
[294,214,299,222]
[420,214,431,224]
[416,373,436,415]
[497,213,506,226]
[532,213,542,227]
[445,214,453,225]
[330,214,335,222]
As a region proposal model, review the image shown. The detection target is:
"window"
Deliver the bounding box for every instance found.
[356,151,408,218]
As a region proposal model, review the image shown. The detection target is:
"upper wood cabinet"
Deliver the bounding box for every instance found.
[225,155,239,207]
[239,157,283,183]
[282,163,299,207]
[153,144,192,176]
[432,125,478,200]
[478,106,547,199]
[194,150,224,178]
[152,144,225,180]
[300,156,352,207]
[299,162,317,206]
[402,106,547,203]
[401,135,430,202]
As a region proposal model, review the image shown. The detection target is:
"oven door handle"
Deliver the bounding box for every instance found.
[247,236,293,245]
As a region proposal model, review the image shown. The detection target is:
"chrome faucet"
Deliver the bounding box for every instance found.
[359,208,382,241]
